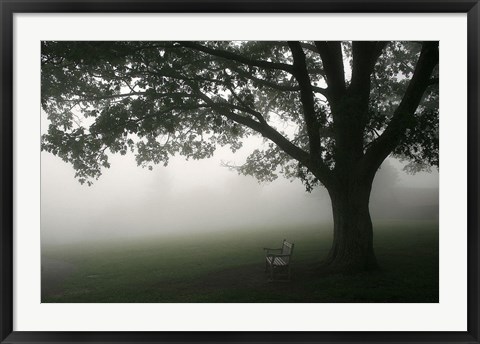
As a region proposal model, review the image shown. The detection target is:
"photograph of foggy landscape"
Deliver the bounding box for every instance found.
[41,41,439,303]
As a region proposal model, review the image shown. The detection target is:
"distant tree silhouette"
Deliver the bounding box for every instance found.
[41,41,438,272]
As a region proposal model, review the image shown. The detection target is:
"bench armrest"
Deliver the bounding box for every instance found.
[264,248,282,257]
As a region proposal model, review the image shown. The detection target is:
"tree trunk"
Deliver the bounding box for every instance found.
[324,181,378,272]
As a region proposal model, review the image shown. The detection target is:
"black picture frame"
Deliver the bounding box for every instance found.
[1,1,479,343]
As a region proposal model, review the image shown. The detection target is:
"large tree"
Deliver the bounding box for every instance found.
[41,41,439,272]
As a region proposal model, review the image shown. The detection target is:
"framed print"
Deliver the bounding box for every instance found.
[1,1,479,343]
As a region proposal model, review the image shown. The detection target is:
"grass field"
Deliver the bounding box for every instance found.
[41,220,438,303]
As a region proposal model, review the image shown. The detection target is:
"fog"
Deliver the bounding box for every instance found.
[41,133,438,246]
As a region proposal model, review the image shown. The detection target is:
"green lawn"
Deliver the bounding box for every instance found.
[41,220,438,303]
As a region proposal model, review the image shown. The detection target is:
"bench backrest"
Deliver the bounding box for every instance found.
[281,240,294,263]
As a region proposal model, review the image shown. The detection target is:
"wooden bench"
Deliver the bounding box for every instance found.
[263,239,294,281]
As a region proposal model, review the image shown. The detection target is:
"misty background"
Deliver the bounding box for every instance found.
[41,123,439,247]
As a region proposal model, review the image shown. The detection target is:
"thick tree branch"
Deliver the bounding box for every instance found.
[361,41,439,177]
[350,41,388,96]
[314,41,346,98]
[223,99,268,125]
[288,42,322,163]
[179,42,295,74]
[346,42,389,134]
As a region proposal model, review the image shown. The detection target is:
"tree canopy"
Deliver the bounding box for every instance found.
[41,41,438,190]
